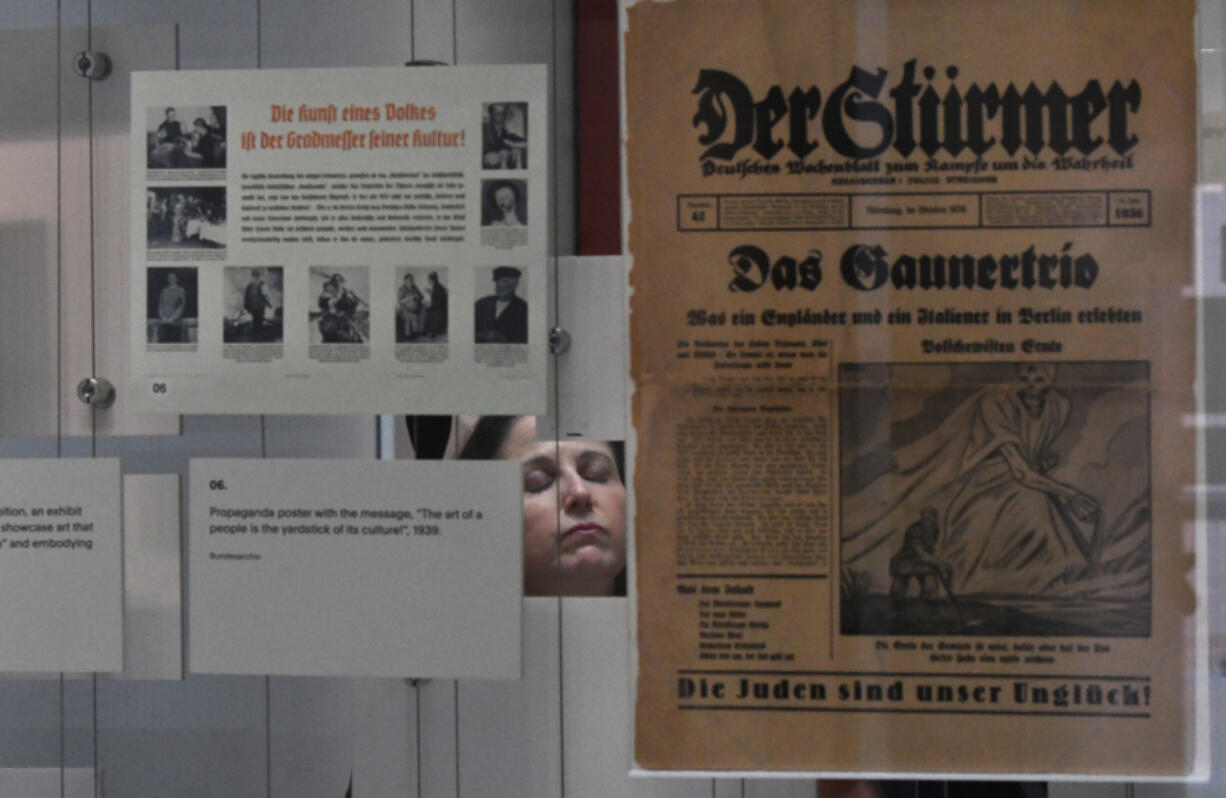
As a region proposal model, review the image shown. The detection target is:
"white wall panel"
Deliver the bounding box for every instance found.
[418,677,460,797]
[544,256,627,442]
[95,675,269,797]
[1051,784,1127,798]
[457,597,561,798]
[0,26,61,437]
[269,677,361,798]
[352,679,416,797]
[260,0,412,69]
[0,2,58,28]
[456,0,576,256]
[87,24,179,436]
[562,597,713,798]
[412,0,456,64]
[262,414,377,458]
[53,24,179,437]
[89,0,257,69]
[110,473,183,681]
[58,22,94,438]
[747,779,820,798]
[0,678,62,767]
[0,767,94,797]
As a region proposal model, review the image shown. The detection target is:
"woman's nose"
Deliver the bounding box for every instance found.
[559,470,593,513]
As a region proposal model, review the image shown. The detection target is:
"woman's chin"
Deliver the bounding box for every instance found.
[528,555,620,597]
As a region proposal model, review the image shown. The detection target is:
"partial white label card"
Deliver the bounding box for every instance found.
[0,459,122,672]
[189,459,521,678]
[131,66,548,414]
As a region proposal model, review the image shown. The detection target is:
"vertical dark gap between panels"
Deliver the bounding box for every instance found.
[85,0,97,455]
[256,4,268,793]
[85,0,100,791]
[414,684,422,798]
[256,0,263,68]
[56,3,65,793]
[406,5,420,794]
[453,680,460,798]
[265,674,273,798]
[92,675,99,798]
[574,0,618,255]
[550,0,567,793]
[59,675,65,798]
[56,0,64,456]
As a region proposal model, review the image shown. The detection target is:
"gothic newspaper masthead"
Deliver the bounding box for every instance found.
[625,0,1203,776]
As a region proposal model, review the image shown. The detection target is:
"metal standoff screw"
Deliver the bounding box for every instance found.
[72,51,111,80]
[549,326,571,355]
[76,377,116,409]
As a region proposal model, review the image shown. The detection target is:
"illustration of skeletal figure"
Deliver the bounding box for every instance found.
[940,363,1101,595]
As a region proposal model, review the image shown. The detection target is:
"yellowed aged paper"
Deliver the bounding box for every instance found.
[626,0,1198,776]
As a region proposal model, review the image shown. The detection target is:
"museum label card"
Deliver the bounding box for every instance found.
[189,459,521,678]
[0,459,122,672]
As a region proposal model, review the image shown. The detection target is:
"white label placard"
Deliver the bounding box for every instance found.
[189,459,521,678]
[0,459,122,672]
[131,66,548,414]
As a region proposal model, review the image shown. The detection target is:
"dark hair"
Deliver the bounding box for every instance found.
[458,416,627,596]
[459,416,625,478]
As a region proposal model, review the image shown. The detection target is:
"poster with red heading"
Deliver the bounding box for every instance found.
[131,66,546,414]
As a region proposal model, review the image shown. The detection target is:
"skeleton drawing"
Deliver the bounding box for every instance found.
[840,362,1150,636]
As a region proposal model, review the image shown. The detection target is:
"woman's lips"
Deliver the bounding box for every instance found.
[562,522,607,545]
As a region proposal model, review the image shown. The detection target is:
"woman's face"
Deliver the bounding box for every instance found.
[499,416,627,596]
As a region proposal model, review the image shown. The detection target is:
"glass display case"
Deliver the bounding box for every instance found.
[0,0,1218,795]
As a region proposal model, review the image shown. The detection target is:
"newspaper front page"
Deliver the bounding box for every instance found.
[625,0,1201,776]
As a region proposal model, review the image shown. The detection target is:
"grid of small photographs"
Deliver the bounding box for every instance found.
[480,102,529,250]
[479,103,530,333]
[144,105,228,354]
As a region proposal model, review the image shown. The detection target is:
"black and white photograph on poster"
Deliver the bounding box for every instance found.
[480,179,528,249]
[395,267,448,343]
[145,105,227,171]
[146,187,226,251]
[310,267,371,362]
[839,361,1151,638]
[474,266,528,344]
[145,267,198,348]
[223,267,283,344]
[481,102,528,169]
[481,179,526,227]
